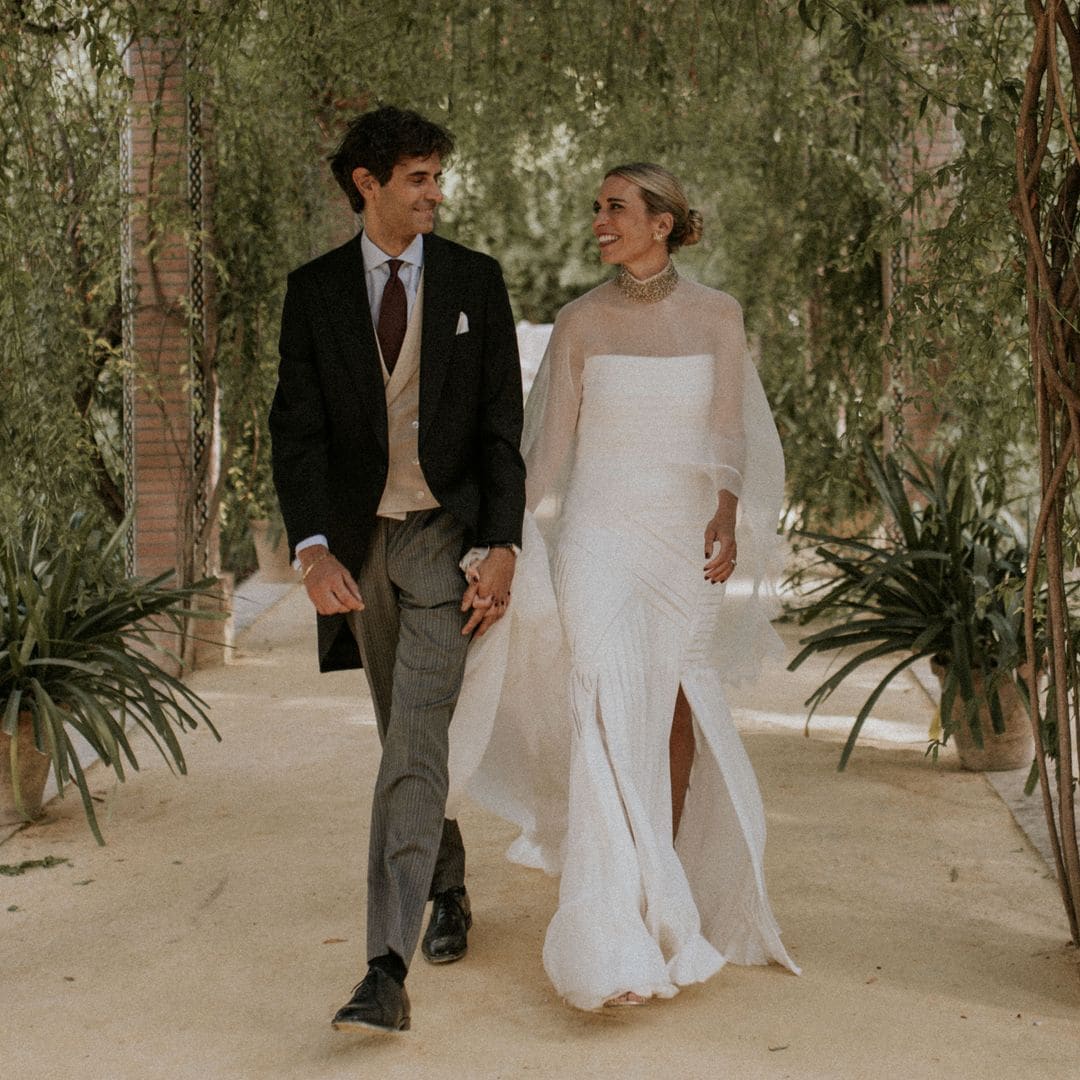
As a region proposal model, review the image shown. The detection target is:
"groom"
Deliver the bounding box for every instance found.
[270,105,524,1033]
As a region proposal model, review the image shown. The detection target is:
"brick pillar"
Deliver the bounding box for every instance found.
[123,35,228,666]
[123,36,218,585]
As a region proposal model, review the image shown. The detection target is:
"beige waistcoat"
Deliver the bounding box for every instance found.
[377,273,439,519]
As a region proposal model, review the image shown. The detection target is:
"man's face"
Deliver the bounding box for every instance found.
[353,153,444,253]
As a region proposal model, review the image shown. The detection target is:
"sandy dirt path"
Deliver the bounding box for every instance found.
[1,587,1077,1079]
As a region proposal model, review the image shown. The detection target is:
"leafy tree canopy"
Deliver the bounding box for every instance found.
[0,1,1037,553]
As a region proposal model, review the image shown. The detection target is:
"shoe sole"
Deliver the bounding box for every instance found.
[332,1017,411,1033]
[421,947,467,964]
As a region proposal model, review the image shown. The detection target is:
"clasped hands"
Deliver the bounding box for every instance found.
[298,544,515,637]
[460,546,515,636]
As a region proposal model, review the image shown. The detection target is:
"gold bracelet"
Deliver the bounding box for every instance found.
[300,551,331,581]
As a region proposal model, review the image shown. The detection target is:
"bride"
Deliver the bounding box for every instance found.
[449,162,799,1010]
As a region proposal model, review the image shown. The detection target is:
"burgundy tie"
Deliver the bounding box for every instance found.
[377,259,407,374]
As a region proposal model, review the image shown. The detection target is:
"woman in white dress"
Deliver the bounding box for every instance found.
[448,163,798,1010]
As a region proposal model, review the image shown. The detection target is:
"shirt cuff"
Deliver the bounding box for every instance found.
[716,467,743,500]
[458,543,521,582]
[292,534,329,571]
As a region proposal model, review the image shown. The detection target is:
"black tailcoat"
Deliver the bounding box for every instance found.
[269,232,525,671]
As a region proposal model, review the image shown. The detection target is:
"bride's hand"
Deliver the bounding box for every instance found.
[704,518,737,585]
[461,547,516,636]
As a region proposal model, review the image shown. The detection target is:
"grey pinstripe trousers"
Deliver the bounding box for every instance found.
[348,508,470,968]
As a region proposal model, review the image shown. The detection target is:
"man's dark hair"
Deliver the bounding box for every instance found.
[329,106,455,213]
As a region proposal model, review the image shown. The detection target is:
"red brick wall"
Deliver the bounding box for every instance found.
[125,37,231,668]
[127,37,193,581]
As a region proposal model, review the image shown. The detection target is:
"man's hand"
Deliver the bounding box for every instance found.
[299,545,364,615]
[461,547,516,637]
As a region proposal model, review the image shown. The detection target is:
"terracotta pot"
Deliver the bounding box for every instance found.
[249,518,295,583]
[930,659,1035,772]
[0,711,52,825]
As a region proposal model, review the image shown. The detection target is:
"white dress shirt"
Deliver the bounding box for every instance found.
[361,231,424,325]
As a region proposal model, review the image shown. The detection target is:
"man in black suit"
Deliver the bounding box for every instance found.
[270,106,524,1033]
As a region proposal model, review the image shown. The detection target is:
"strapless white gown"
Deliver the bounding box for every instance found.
[449,350,798,1010]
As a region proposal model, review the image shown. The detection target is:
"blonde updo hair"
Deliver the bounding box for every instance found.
[604,162,703,252]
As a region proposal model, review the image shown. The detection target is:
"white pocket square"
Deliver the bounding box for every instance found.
[455,312,469,335]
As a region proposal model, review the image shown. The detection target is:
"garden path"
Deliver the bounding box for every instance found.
[1,583,1077,1079]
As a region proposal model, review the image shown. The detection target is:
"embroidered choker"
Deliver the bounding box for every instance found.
[613,261,679,303]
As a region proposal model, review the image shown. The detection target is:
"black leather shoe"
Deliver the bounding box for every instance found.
[421,886,472,964]
[331,968,410,1033]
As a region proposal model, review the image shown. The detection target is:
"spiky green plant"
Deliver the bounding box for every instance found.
[788,442,1032,770]
[0,514,220,842]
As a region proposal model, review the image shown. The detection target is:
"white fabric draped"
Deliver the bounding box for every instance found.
[447,274,798,1009]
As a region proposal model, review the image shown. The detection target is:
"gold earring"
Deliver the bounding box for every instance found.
[654,232,664,241]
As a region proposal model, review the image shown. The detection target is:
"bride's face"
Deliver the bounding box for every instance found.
[592,176,670,278]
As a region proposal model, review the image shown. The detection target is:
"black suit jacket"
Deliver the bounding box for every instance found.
[269,232,525,672]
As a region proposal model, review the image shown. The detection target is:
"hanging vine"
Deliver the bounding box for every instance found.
[1013,0,1080,945]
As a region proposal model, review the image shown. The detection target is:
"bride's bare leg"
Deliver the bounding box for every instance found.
[670,686,695,839]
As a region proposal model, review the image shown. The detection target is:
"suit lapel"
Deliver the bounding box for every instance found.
[319,234,388,452]
[418,234,459,428]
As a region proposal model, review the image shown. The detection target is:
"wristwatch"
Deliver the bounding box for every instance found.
[486,542,519,554]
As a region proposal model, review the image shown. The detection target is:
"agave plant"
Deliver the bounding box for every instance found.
[788,442,1031,769]
[0,512,220,842]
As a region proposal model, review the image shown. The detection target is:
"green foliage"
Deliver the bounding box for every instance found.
[0,7,129,532]
[208,44,334,571]
[771,2,1037,525]
[789,440,1032,769]
[0,2,1048,560]
[0,512,220,843]
[218,417,279,578]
